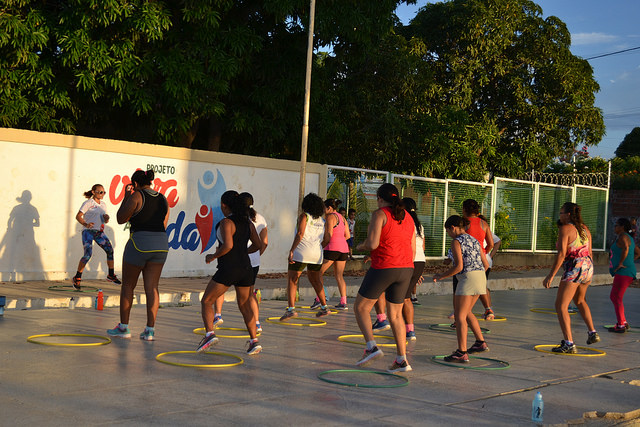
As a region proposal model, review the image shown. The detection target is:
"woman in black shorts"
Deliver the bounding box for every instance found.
[107,169,169,341]
[354,183,416,373]
[197,191,263,355]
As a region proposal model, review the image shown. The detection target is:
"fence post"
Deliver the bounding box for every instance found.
[442,180,449,258]
[532,182,540,253]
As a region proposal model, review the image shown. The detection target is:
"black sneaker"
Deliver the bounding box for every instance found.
[106,275,122,285]
[444,349,469,363]
[356,346,383,366]
[608,325,626,333]
[410,297,421,306]
[467,340,489,354]
[196,333,218,352]
[316,307,330,317]
[72,276,82,291]
[310,299,322,310]
[388,359,412,373]
[246,340,262,355]
[551,340,577,354]
[586,332,600,345]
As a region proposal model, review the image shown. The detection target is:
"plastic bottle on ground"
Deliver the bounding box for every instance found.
[531,391,543,423]
[96,289,104,311]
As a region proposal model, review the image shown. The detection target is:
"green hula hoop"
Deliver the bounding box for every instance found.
[48,285,100,293]
[27,333,111,346]
[337,334,407,347]
[156,350,244,368]
[317,369,409,388]
[265,317,326,327]
[530,308,576,315]
[603,325,639,333]
[428,324,490,335]
[474,313,507,321]
[192,327,261,339]
[431,355,510,370]
[534,344,606,357]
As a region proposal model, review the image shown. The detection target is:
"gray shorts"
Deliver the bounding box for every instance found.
[123,231,169,267]
[455,270,487,296]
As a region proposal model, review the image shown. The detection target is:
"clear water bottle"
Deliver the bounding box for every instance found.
[69,297,76,310]
[531,391,543,423]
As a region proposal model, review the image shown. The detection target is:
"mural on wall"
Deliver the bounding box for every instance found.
[107,168,227,254]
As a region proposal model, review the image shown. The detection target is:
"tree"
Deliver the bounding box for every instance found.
[615,127,640,159]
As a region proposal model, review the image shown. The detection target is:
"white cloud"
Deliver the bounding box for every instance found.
[572,32,618,45]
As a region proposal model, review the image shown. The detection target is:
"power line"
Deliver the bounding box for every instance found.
[585,46,640,60]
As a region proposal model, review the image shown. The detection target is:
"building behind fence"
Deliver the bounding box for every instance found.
[327,166,609,259]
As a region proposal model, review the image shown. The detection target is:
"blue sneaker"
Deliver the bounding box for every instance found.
[213,315,223,328]
[310,298,322,310]
[406,331,416,341]
[139,328,154,341]
[196,333,218,352]
[372,319,390,332]
[107,324,131,338]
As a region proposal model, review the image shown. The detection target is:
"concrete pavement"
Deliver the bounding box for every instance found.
[1,280,639,426]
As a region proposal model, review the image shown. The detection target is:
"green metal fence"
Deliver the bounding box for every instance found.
[328,166,609,257]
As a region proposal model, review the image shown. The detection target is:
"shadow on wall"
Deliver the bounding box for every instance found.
[0,190,45,281]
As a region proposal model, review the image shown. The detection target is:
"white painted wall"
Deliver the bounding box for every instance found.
[0,130,324,280]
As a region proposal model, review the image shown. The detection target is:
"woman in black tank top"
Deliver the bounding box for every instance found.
[196,191,263,355]
[107,169,169,342]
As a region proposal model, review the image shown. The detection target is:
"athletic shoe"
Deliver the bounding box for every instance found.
[449,322,456,329]
[444,349,469,363]
[483,309,495,320]
[406,331,416,341]
[279,309,298,321]
[372,319,390,332]
[608,325,626,333]
[139,329,154,341]
[310,298,322,310]
[334,302,348,310]
[447,311,455,320]
[586,332,601,345]
[568,304,578,313]
[410,297,421,306]
[624,322,630,330]
[72,276,82,291]
[467,340,489,354]
[196,333,218,352]
[256,322,262,333]
[388,359,412,373]
[107,324,131,339]
[246,340,262,355]
[213,315,223,328]
[316,307,330,317]
[551,340,577,354]
[356,346,383,366]
[106,275,122,285]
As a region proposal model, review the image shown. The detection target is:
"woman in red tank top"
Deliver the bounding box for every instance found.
[353,183,415,373]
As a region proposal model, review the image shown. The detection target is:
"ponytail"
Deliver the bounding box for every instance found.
[402,197,422,237]
[377,183,405,222]
[240,192,257,222]
[83,184,102,199]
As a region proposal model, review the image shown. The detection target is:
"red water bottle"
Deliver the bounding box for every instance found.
[96,289,104,310]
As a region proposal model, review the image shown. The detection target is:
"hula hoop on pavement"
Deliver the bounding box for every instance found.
[48,285,100,293]
[337,334,407,347]
[192,327,261,339]
[428,324,490,334]
[27,333,111,347]
[603,325,639,333]
[534,345,606,357]
[474,313,507,321]
[317,369,409,388]
[431,355,510,370]
[156,350,243,368]
[266,317,326,327]
[530,308,576,315]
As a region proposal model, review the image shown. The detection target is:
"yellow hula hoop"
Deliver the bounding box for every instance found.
[474,313,507,321]
[265,317,326,327]
[192,327,261,339]
[534,344,606,357]
[530,308,577,315]
[156,351,244,368]
[337,334,407,347]
[27,333,112,347]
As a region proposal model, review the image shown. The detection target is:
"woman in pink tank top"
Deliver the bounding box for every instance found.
[314,199,351,312]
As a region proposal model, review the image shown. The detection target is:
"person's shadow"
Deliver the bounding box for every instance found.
[0,190,44,281]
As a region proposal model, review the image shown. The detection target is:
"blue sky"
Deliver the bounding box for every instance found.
[395,0,640,160]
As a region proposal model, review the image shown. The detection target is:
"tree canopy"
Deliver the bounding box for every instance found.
[615,127,640,159]
[1,0,605,180]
